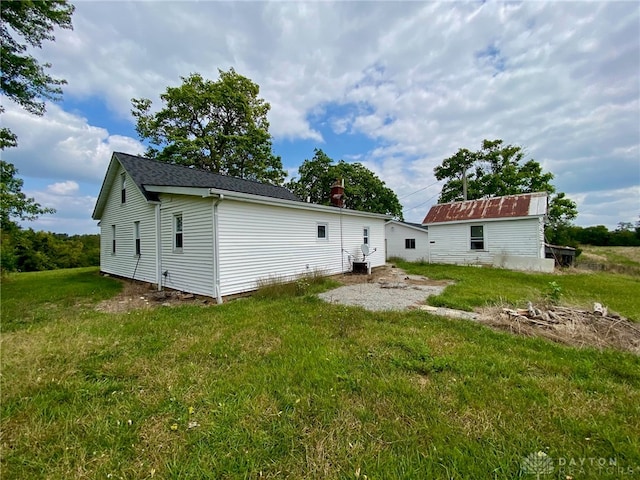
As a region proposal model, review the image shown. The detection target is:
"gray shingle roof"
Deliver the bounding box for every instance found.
[115,152,300,202]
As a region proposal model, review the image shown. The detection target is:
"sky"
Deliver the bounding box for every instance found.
[2,0,639,235]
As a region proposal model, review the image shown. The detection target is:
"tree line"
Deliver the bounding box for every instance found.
[1,227,100,272]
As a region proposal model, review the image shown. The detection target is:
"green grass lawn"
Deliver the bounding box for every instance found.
[394,260,640,321]
[1,267,639,479]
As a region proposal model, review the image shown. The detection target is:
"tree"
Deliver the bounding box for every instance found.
[286,149,403,219]
[132,69,286,185]
[434,139,577,236]
[1,0,75,146]
[1,160,55,231]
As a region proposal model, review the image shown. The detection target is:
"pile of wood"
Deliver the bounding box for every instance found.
[486,302,640,354]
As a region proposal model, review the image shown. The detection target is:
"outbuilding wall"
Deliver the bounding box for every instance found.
[384,222,430,262]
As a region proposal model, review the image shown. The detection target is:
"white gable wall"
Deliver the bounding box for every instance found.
[428,217,543,266]
[385,222,430,262]
[98,165,157,284]
[158,195,215,297]
[217,200,385,297]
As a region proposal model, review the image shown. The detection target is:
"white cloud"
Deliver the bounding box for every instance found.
[1,100,144,182]
[47,181,79,196]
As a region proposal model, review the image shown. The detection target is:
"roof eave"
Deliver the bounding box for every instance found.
[425,214,544,226]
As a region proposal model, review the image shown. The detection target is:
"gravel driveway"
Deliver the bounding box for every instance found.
[317,270,448,311]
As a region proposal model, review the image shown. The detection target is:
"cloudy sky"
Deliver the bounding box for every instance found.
[2,0,639,235]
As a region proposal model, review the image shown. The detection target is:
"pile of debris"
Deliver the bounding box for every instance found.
[484,302,640,354]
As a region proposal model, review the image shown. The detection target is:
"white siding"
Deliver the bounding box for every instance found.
[99,165,157,284]
[385,222,430,262]
[428,218,542,266]
[217,200,386,296]
[158,195,215,297]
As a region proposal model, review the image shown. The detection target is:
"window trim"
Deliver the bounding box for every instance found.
[405,238,416,249]
[363,226,370,245]
[470,224,485,251]
[317,223,328,241]
[174,214,183,252]
[134,221,141,256]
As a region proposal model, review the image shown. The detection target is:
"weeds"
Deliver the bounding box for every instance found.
[254,269,335,299]
[544,280,563,304]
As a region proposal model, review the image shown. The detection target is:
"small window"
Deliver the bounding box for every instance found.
[121,173,126,203]
[317,223,328,240]
[174,214,183,251]
[405,238,416,249]
[363,227,369,245]
[470,225,484,250]
[111,225,116,254]
[134,221,141,256]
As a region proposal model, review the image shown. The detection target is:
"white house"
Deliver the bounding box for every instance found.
[92,152,389,302]
[385,220,430,262]
[421,192,555,272]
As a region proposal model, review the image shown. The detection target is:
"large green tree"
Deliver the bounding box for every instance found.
[434,139,577,238]
[1,0,75,147]
[1,160,54,231]
[286,149,403,219]
[132,69,286,185]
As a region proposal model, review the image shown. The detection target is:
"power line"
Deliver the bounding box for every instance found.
[399,179,442,200]
[402,191,440,214]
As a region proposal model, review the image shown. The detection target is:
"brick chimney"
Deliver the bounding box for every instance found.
[330,179,345,208]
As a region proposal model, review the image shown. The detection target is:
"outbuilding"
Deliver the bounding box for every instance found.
[421,192,555,272]
[384,220,430,262]
[92,152,388,302]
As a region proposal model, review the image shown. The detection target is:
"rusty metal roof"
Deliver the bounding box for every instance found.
[422,192,547,225]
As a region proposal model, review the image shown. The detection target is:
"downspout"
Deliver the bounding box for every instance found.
[212,194,224,304]
[155,202,162,291]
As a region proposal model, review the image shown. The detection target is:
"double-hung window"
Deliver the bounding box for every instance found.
[174,214,183,251]
[470,225,485,250]
[111,225,117,254]
[405,238,416,249]
[121,173,126,203]
[363,227,370,245]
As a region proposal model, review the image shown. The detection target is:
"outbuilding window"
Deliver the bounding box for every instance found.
[363,227,370,245]
[111,225,116,254]
[121,173,126,203]
[174,214,183,251]
[470,225,485,250]
[405,238,416,249]
[317,223,328,240]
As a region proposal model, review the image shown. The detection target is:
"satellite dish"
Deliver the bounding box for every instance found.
[361,243,370,257]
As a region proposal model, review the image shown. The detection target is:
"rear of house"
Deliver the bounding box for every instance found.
[93,153,388,301]
[422,193,554,272]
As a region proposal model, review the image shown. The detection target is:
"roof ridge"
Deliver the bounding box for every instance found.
[113,152,282,188]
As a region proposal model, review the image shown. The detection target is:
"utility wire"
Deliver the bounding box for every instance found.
[402,191,440,214]
[398,179,442,200]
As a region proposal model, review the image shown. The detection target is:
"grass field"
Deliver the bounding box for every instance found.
[577,245,640,276]
[1,267,639,479]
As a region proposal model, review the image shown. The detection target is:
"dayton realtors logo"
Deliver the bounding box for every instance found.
[521,452,638,478]
[521,451,554,479]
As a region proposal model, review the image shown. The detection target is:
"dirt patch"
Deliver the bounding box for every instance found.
[95,279,208,313]
[333,264,451,287]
